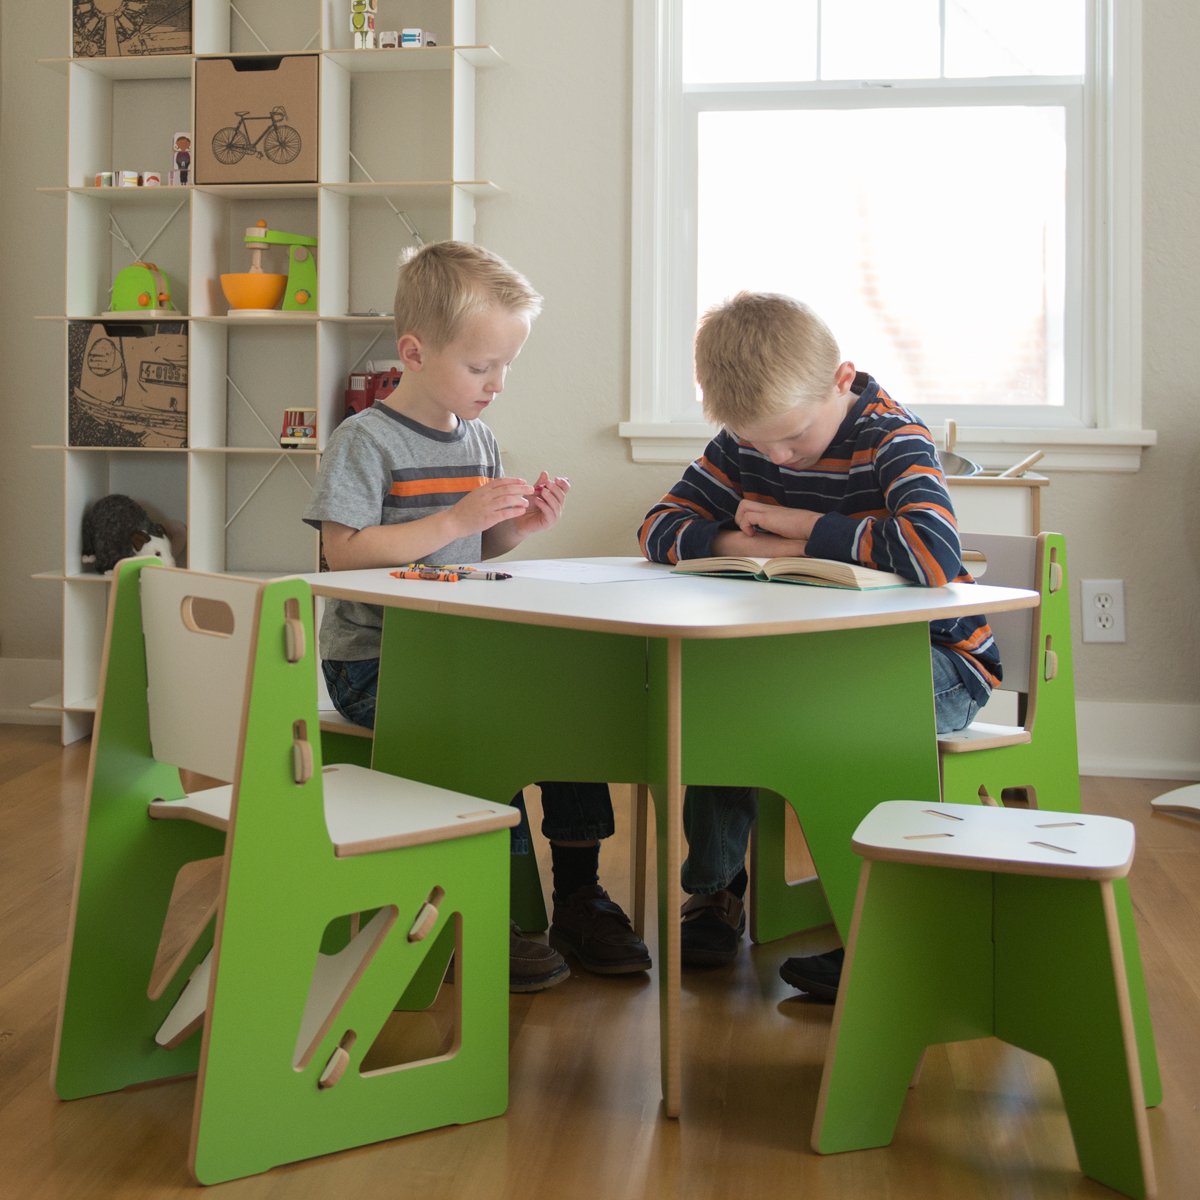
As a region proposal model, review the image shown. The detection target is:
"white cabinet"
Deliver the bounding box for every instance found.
[39,0,496,741]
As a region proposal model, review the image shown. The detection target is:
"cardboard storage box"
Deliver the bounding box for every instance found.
[72,0,192,58]
[194,56,318,185]
[68,321,188,449]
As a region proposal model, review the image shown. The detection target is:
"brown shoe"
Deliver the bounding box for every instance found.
[509,922,570,993]
[549,885,652,974]
[680,889,745,968]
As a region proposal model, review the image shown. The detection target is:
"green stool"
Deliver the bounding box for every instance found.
[813,800,1157,1200]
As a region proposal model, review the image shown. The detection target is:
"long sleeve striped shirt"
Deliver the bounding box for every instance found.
[638,373,1001,703]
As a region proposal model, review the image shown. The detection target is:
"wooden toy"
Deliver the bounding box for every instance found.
[107,260,178,315]
[219,219,317,313]
[280,407,317,449]
[350,0,377,48]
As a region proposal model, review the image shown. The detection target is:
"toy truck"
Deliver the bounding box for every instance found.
[280,407,317,449]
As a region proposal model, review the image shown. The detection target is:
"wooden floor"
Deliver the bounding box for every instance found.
[2,723,1198,1198]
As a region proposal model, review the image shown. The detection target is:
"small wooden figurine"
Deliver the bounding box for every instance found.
[350,0,377,49]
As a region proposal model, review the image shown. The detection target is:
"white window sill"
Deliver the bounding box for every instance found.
[619,422,1157,472]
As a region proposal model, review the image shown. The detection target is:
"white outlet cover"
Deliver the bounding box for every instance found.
[1081,578,1126,643]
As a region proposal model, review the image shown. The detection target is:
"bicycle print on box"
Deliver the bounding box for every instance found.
[194,55,318,185]
[211,107,302,168]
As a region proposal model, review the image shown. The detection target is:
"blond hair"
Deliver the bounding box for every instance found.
[394,241,543,346]
[694,292,841,427]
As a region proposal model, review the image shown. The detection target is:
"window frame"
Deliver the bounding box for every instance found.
[622,0,1154,471]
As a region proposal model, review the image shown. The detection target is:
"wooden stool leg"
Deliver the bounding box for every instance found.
[813,861,995,1153]
[1112,877,1162,1107]
[993,875,1155,1200]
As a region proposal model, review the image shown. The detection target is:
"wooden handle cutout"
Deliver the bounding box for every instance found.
[179,596,235,637]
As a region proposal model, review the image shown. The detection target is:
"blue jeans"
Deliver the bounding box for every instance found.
[322,659,615,853]
[680,644,984,894]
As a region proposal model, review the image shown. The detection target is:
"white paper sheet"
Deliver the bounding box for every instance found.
[480,559,669,584]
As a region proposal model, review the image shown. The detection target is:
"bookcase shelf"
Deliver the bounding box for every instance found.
[39,0,493,741]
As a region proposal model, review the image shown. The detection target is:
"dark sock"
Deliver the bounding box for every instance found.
[551,842,600,900]
[727,866,748,899]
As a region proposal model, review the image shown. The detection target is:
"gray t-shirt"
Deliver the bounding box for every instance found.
[303,402,503,660]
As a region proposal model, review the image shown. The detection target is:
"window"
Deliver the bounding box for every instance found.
[624,0,1153,470]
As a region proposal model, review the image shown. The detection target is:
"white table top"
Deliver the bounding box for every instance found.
[298,557,1038,640]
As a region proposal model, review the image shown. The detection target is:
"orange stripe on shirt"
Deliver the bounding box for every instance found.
[390,475,488,498]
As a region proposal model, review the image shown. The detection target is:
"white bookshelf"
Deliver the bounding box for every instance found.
[40,0,495,742]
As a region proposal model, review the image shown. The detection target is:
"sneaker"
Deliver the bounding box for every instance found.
[509,921,570,993]
[680,889,745,967]
[778,947,844,1002]
[549,884,652,974]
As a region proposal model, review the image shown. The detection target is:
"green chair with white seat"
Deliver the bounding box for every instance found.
[53,560,519,1185]
[936,531,1079,810]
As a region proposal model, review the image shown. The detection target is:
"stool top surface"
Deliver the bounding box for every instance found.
[851,801,1134,880]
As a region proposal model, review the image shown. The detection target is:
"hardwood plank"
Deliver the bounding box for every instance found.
[1,728,1196,1197]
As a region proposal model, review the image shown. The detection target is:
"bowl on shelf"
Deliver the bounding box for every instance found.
[220,272,287,312]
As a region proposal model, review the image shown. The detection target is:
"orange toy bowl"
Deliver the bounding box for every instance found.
[220,272,287,310]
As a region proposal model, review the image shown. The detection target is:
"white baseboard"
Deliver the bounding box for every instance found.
[1076,700,1200,781]
[0,658,60,726]
[1,659,1197,781]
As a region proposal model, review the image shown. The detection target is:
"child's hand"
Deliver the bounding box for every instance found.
[734,499,819,543]
[452,477,533,533]
[516,471,570,534]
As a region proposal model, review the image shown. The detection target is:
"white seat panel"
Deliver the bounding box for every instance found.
[322,764,519,856]
[148,765,518,855]
[149,785,234,831]
[937,721,1032,753]
[319,709,373,739]
[851,800,1134,880]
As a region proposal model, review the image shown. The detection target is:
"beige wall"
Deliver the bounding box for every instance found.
[2,2,1197,726]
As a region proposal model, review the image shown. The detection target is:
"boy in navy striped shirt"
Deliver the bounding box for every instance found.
[638,292,1000,995]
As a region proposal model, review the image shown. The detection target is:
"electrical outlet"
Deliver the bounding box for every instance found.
[1080,579,1126,643]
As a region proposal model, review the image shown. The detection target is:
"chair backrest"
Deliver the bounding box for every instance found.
[959,532,1041,699]
[141,567,265,782]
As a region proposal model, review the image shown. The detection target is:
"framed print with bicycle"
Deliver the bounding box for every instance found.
[194,56,318,184]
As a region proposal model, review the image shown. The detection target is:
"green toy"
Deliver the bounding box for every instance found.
[108,260,178,316]
[252,220,317,311]
[219,220,318,314]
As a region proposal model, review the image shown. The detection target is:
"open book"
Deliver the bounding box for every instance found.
[672,555,910,590]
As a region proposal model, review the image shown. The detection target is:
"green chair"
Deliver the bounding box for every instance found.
[813,800,1157,1200]
[53,560,519,1185]
[745,531,1160,1104]
[748,531,1078,941]
[937,531,1079,811]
